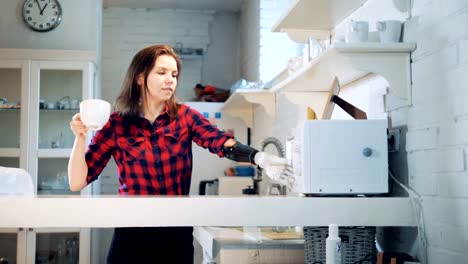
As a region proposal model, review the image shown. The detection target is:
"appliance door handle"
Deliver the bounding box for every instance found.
[198,180,216,195]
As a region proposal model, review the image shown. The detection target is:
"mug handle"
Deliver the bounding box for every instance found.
[376,21,386,31]
[349,19,357,32]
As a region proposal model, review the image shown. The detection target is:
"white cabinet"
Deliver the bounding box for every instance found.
[271,42,416,117]
[221,89,275,128]
[0,49,95,264]
[29,60,94,196]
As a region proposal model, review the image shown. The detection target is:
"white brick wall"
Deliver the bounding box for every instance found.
[246,0,468,262]
[201,12,240,89]
[102,8,205,102]
[239,0,261,81]
[102,7,240,103]
[404,0,468,260]
[239,0,298,83]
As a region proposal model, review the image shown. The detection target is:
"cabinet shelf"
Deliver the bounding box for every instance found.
[40,108,79,112]
[38,149,72,158]
[272,0,368,42]
[222,89,275,128]
[0,148,20,157]
[179,54,203,61]
[0,107,21,112]
[271,42,416,106]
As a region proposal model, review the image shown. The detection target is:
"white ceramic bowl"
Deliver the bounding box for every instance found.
[80,99,111,130]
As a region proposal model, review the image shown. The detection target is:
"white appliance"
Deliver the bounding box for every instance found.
[200,177,253,196]
[218,177,253,195]
[286,119,388,195]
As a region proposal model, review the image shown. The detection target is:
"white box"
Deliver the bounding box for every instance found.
[289,120,388,195]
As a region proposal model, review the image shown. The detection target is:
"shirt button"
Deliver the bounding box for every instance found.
[157,176,164,181]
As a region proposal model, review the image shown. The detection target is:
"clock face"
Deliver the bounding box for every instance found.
[22,0,62,32]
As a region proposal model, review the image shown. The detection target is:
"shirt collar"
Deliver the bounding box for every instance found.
[139,103,169,117]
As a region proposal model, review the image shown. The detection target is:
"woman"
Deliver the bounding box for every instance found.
[68,44,286,263]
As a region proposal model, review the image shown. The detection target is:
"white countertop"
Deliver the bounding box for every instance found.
[0,195,416,228]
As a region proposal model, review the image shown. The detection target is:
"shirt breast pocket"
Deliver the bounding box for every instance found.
[163,128,189,156]
[117,137,147,163]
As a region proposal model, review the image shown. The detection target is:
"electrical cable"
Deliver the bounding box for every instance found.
[388,167,428,264]
[352,253,373,264]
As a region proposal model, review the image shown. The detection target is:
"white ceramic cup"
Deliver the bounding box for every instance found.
[80,99,111,131]
[346,20,369,43]
[376,20,402,43]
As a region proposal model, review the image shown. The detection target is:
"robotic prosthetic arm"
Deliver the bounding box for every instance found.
[221,141,259,164]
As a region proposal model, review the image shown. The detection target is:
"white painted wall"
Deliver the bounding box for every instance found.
[0,0,101,51]
[246,0,468,263]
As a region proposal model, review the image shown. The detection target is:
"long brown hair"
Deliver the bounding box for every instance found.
[115,44,181,119]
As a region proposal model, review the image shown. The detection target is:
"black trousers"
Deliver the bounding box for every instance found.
[107,227,194,264]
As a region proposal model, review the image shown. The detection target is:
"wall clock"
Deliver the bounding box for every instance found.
[22,0,62,32]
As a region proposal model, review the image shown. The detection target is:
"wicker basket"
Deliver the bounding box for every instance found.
[304,226,376,264]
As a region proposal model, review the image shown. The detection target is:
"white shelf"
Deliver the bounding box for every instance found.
[179,54,203,61]
[272,0,368,42]
[0,196,416,228]
[38,148,72,158]
[222,89,275,128]
[0,148,20,157]
[271,42,416,107]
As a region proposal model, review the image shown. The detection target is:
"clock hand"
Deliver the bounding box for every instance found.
[39,3,48,15]
[35,0,42,13]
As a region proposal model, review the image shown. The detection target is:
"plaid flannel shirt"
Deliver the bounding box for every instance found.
[84,104,232,195]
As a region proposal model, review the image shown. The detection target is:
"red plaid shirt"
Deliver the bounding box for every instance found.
[85,104,233,195]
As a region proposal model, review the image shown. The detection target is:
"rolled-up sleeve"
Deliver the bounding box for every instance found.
[85,114,116,184]
[188,107,233,157]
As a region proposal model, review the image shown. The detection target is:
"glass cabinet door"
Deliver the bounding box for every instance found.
[28,229,81,264]
[30,61,94,195]
[0,61,29,170]
[38,69,82,150]
[37,158,80,195]
[0,228,27,264]
[0,232,17,264]
[0,66,21,149]
[0,158,19,168]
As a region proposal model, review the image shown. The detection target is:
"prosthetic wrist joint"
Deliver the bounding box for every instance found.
[221,141,259,164]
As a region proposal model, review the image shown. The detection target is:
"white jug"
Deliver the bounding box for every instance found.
[377,20,402,43]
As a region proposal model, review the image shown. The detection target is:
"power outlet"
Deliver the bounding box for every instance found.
[387,129,400,152]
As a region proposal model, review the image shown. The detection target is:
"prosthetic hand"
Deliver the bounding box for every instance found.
[254,152,289,181]
[253,152,288,168]
[222,141,288,170]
